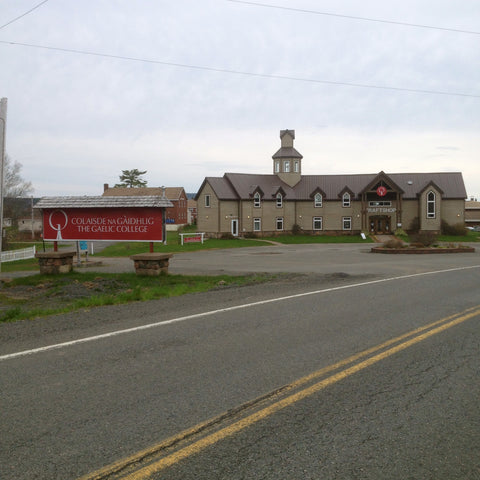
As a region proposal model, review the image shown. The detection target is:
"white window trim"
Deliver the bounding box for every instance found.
[314,193,323,208]
[276,193,283,208]
[276,217,284,231]
[427,191,436,218]
[294,161,299,173]
[284,160,290,173]
[253,218,261,232]
[342,216,352,230]
[342,192,351,207]
[254,192,261,208]
[274,160,280,173]
[313,216,323,230]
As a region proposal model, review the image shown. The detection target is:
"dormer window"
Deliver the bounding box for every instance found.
[254,192,261,208]
[276,193,283,208]
[314,193,323,208]
[342,192,351,207]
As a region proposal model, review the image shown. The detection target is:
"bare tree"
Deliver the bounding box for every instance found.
[3,154,33,197]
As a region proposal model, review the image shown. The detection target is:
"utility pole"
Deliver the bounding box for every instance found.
[0,98,7,274]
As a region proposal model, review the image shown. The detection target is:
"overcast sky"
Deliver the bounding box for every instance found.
[1,0,479,198]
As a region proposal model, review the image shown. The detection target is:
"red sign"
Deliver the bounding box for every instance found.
[376,186,387,197]
[42,207,164,242]
[183,235,202,243]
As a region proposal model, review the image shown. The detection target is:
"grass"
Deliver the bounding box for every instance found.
[437,231,480,243]
[97,235,269,257]
[0,271,278,323]
[263,234,374,244]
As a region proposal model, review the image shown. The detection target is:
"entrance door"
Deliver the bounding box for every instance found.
[231,219,239,236]
[369,216,391,234]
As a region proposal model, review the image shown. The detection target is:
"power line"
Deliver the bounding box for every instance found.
[227,0,480,35]
[1,40,479,99]
[0,0,49,31]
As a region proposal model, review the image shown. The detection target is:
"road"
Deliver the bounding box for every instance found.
[0,245,479,479]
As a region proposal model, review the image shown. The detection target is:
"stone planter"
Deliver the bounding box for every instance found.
[35,251,76,274]
[130,253,173,276]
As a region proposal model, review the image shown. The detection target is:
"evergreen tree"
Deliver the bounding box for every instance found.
[114,169,148,188]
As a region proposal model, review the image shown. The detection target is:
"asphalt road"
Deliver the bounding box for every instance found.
[1,244,479,479]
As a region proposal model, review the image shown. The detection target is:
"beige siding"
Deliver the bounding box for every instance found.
[441,199,465,225]
[219,201,240,233]
[196,183,220,234]
[401,200,420,231]
[419,187,442,231]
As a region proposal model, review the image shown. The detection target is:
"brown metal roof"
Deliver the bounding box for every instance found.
[34,196,173,209]
[272,147,303,159]
[103,187,185,200]
[202,172,466,201]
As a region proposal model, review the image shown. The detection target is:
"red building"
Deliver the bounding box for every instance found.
[103,185,188,229]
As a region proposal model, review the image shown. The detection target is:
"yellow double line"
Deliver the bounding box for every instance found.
[80,305,480,480]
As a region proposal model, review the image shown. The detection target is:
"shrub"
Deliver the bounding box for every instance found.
[410,231,437,247]
[408,217,420,233]
[291,224,302,235]
[220,233,236,240]
[441,220,467,236]
[244,232,258,239]
[383,238,404,249]
[394,228,407,237]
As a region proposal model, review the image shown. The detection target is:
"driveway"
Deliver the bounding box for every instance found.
[82,242,479,278]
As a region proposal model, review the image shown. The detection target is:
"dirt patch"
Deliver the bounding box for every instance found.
[0,277,129,314]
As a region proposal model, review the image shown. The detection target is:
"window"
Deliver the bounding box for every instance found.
[369,201,391,207]
[274,160,280,173]
[343,216,352,230]
[205,194,211,207]
[276,217,284,231]
[427,191,436,218]
[342,192,351,207]
[314,193,323,207]
[253,218,261,231]
[313,217,323,230]
[294,161,299,173]
[284,161,290,173]
[254,192,261,208]
[276,193,283,208]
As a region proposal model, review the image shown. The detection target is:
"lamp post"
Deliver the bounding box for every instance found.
[0,98,8,274]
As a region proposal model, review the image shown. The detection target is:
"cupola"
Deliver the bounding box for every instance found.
[272,129,303,187]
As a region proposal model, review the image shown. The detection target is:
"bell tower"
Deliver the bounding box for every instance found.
[272,129,302,187]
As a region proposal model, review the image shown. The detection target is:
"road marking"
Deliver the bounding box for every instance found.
[78,305,480,480]
[1,264,479,362]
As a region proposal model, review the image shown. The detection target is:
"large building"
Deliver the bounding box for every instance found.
[195,130,467,237]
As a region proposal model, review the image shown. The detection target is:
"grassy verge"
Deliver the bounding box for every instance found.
[0,271,278,323]
[0,257,39,273]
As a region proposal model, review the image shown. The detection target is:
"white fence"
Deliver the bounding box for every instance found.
[1,246,36,263]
